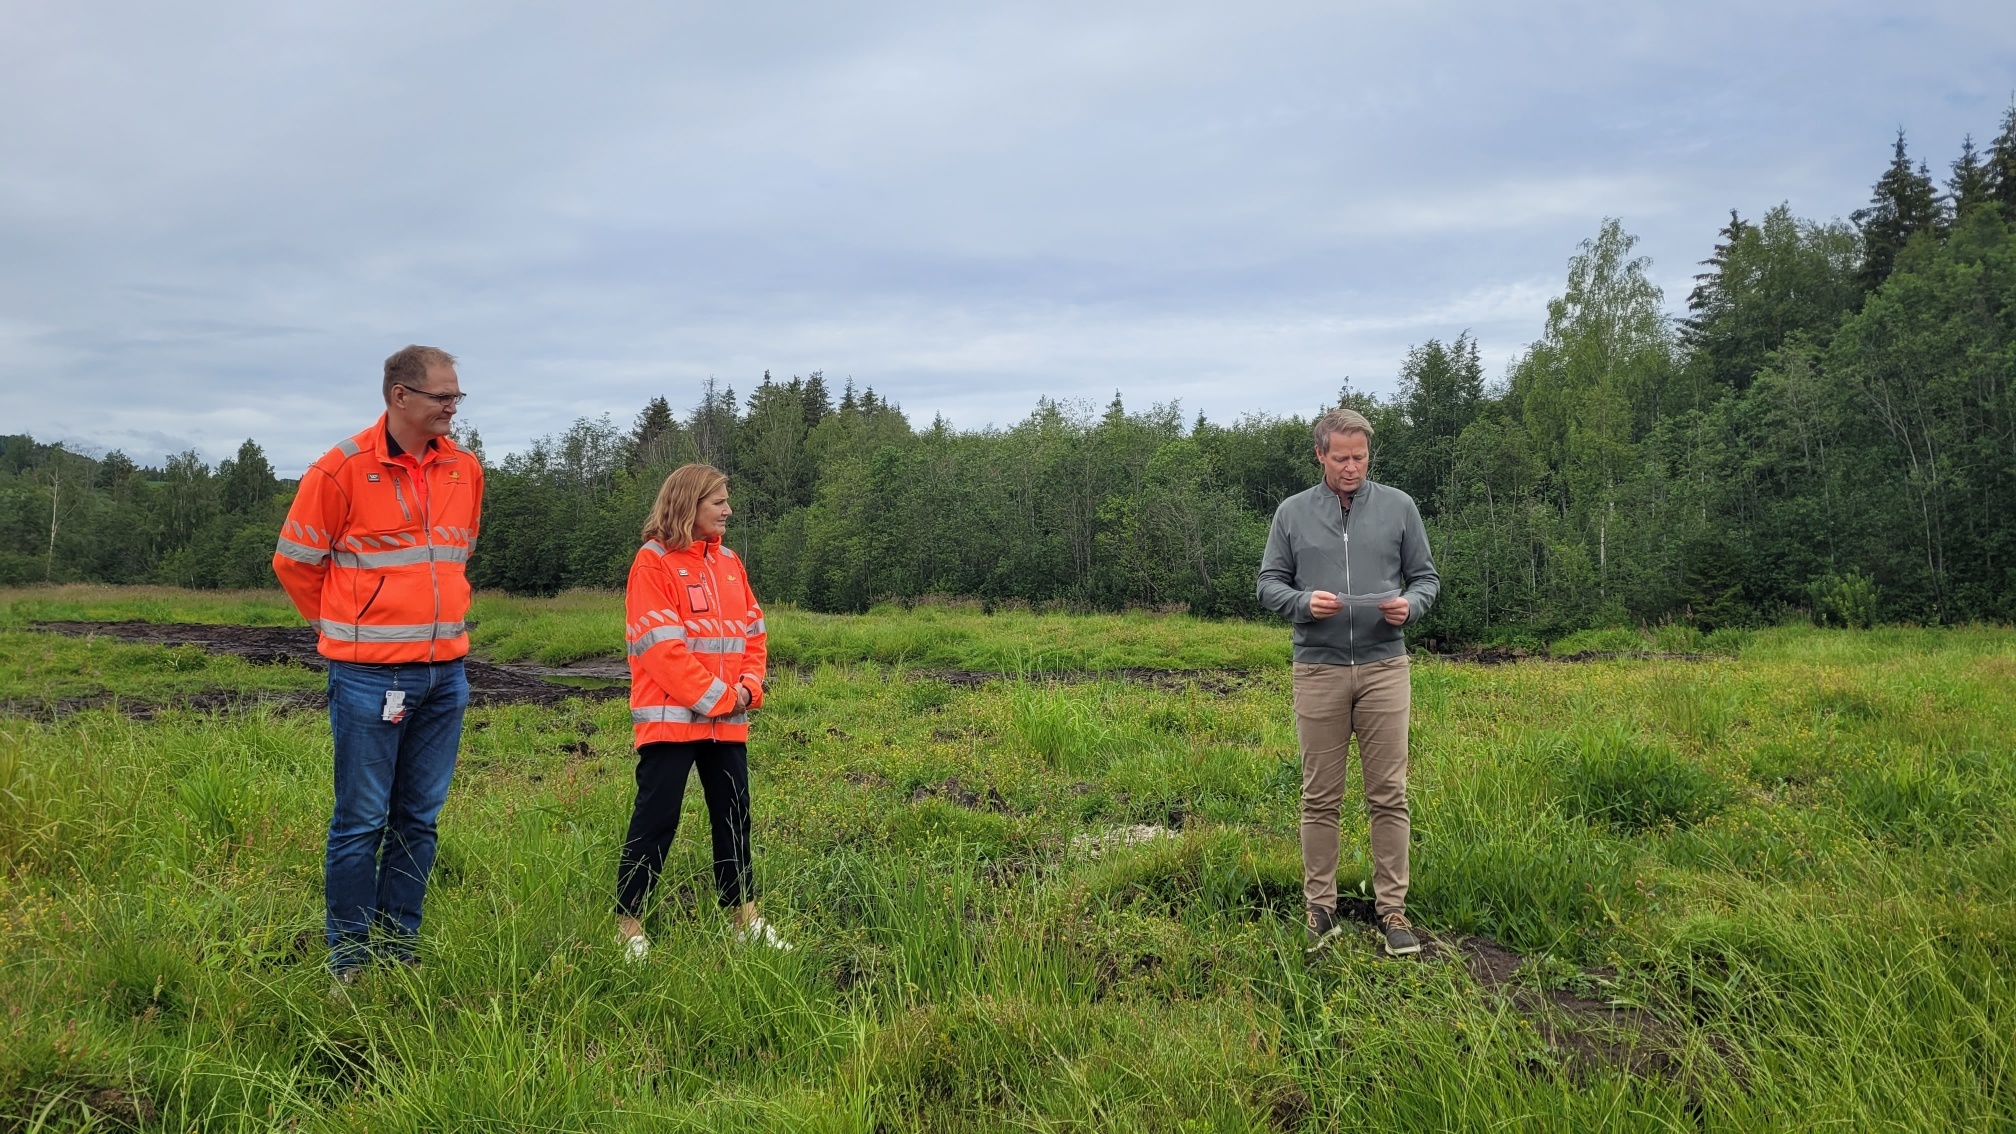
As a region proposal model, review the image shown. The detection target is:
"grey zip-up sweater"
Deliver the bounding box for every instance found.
[1256,480,1439,665]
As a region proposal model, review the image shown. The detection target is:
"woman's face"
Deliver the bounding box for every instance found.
[694,485,731,539]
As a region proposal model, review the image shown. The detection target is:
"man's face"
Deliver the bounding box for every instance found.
[389,364,462,440]
[1317,430,1370,495]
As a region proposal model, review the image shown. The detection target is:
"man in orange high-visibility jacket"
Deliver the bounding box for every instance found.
[274,344,484,985]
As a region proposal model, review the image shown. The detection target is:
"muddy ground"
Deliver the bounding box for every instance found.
[11,620,1710,720]
[17,621,626,716]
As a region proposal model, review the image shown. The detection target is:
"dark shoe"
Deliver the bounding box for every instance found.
[1305,905,1345,957]
[328,966,363,999]
[1379,912,1422,957]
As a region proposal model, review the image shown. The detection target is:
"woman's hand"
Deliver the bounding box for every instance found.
[735,683,752,712]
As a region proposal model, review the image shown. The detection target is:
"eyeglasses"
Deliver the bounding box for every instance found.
[396,384,466,407]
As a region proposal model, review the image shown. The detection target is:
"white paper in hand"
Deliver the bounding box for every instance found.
[1335,589,1402,607]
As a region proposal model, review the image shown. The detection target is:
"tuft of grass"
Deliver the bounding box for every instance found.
[1557,723,1733,832]
[1548,626,1645,657]
[1837,748,2009,847]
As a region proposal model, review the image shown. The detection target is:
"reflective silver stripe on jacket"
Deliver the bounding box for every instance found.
[744,617,765,636]
[631,706,748,726]
[642,539,667,555]
[688,636,746,654]
[330,544,471,569]
[335,438,362,457]
[317,620,467,642]
[627,624,688,656]
[691,677,729,715]
[274,536,328,565]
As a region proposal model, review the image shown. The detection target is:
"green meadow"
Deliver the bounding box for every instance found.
[1,586,2012,1130]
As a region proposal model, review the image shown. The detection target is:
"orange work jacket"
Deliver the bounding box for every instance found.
[273,415,484,664]
[626,536,767,746]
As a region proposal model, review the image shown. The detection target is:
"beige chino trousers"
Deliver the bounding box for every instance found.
[1293,655,1411,920]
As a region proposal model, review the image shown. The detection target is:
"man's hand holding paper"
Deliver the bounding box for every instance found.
[1308,589,1408,625]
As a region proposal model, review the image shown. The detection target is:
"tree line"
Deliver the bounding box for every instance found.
[6,111,2015,641]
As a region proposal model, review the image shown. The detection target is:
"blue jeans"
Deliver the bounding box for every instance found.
[325,659,469,971]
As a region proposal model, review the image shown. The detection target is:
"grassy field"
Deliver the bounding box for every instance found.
[1,586,2013,1130]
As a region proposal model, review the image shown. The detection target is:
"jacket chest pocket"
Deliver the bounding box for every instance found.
[685,583,712,613]
[430,479,472,524]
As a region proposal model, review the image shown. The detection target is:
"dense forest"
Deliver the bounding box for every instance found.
[6,112,2015,643]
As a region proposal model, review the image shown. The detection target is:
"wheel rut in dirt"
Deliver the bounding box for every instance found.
[16,621,627,716]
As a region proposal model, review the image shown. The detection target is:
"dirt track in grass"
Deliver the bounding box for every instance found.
[12,620,1710,721]
[19,621,627,715]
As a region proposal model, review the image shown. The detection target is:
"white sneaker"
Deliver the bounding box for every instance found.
[733,917,792,951]
[622,934,650,963]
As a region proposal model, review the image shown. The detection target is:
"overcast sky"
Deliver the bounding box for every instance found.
[3,2,2012,473]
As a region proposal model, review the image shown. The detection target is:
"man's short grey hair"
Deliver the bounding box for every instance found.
[1314,407,1374,453]
[383,345,458,402]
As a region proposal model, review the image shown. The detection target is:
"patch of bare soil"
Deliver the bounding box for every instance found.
[1412,932,1707,1082]
[83,1087,158,1127]
[21,621,627,715]
[910,775,1013,813]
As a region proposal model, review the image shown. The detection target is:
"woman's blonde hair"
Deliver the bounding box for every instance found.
[642,463,728,547]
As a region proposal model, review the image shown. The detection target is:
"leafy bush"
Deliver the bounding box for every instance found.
[1809,571,1879,629]
[1556,724,1732,832]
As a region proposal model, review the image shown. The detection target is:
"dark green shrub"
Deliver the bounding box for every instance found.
[1808,570,1879,629]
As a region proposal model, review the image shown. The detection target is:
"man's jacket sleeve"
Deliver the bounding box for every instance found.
[1256,508,1314,622]
[272,464,346,624]
[627,556,741,718]
[467,456,484,552]
[1398,496,1440,625]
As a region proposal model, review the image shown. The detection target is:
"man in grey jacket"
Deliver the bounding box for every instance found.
[1257,407,1439,957]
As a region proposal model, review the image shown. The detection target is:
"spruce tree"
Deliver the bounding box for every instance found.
[688,378,739,470]
[1987,100,2016,213]
[1682,209,1756,348]
[1948,136,1995,218]
[1851,131,1944,293]
[628,396,676,471]
[801,371,832,429]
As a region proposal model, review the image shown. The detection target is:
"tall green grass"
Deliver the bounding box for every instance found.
[2,601,2014,1128]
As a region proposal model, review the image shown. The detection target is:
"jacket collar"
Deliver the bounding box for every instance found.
[365,412,460,465]
[1317,478,1372,506]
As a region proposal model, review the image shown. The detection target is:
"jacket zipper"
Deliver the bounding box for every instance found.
[424,465,440,664]
[390,474,413,523]
[706,549,731,735]
[1341,490,1356,664]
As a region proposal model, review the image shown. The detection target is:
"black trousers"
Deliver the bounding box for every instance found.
[616,740,753,916]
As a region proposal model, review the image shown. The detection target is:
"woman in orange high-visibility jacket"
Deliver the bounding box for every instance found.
[615,463,787,958]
